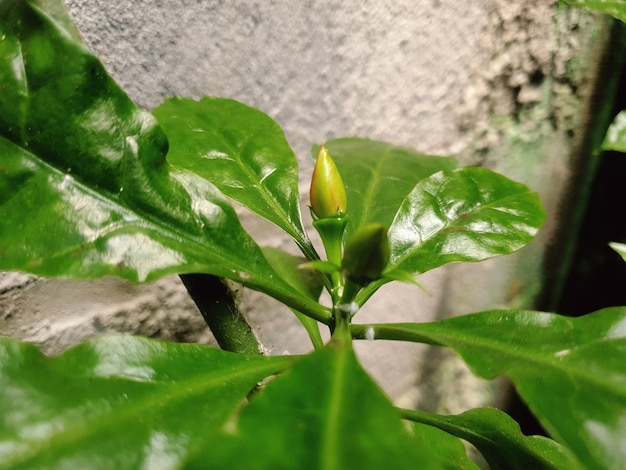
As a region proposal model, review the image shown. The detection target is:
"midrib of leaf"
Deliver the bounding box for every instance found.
[27,159,329,320]
[207,125,308,247]
[320,344,349,470]
[358,323,626,396]
[398,408,576,470]
[14,43,29,145]
[356,154,387,230]
[2,356,292,468]
[401,407,522,451]
[387,190,533,273]
[403,409,518,465]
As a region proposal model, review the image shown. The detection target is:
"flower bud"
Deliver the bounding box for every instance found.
[342,223,390,285]
[310,145,347,219]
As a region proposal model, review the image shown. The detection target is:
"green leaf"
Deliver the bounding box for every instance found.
[352,307,626,469]
[385,166,545,276]
[409,422,480,470]
[152,97,316,258]
[610,241,626,262]
[187,331,447,469]
[0,1,254,282]
[0,1,331,322]
[261,247,326,349]
[402,407,581,470]
[317,138,457,241]
[563,0,626,23]
[0,336,293,469]
[603,110,626,152]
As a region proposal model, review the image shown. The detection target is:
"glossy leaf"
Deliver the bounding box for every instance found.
[564,0,626,23]
[0,1,330,323]
[402,407,581,470]
[23,0,83,42]
[187,329,447,469]
[0,336,293,469]
[152,97,316,258]
[603,110,626,152]
[352,307,626,469]
[317,138,458,241]
[385,166,545,276]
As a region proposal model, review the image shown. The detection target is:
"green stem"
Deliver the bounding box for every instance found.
[180,274,262,356]
[313,216,348,303]
[292,309,326,350]
[331,305,352,342]
[350,323,442,346]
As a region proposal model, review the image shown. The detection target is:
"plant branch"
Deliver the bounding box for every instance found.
[350,323,441,346]
[180,273,262,356]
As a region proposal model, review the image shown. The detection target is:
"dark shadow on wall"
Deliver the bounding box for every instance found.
[505,17,626,437]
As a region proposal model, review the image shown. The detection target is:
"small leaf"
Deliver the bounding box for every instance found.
[317,138,458,241]
[603,111,626,152]
[153,97,316,257]
[0,336,293,469]
[386,166,545,276]
[610,241,626,262]
[402,407,581,470]
[188,330,446,469]
[352,307,626,470]
[563,0,626,23]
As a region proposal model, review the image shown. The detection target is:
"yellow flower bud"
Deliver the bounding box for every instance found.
[310,145,347,219]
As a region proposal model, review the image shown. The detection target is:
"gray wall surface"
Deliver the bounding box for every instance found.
[0,0,607,410]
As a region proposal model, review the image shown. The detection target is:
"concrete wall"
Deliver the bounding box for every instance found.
[0,0,610,410]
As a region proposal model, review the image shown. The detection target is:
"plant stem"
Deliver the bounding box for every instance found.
[180,273,262,356]
[349,323,442,346]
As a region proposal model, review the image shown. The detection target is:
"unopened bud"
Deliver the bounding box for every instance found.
[310,145,347,219]
[342,224,390,285]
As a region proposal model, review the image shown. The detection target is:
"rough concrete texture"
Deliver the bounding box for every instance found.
[0,0,605,406]
[413,0,609,413]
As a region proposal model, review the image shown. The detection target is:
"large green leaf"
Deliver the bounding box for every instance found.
[603,110,626,152]
[0,1,330,322]
[352,307,626,469]
[318,138,457,241]
[402,407,581,470]
[153,97,316,258]
[0,0,242,282]
[564,0,626,23]
[186,328,454,469]
[0,336,293,469]
[385,166,545,276]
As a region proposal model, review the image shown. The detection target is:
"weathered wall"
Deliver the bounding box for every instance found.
[0,0,610,407]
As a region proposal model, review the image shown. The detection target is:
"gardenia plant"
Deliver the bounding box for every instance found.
[1,1,625,469]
